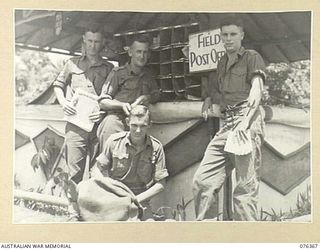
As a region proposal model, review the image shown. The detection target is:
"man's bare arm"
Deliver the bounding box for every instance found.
[54,87,76,116]
[131,95,151,108]
[99,98,131,116]
[136,179,165,203]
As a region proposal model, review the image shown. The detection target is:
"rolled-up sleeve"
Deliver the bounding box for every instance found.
[96,139,113,171]
[247,52,266,84]
[99,69,119,101]
[53,59,72,90]
[153,146,169,182]
[203,71,221,104]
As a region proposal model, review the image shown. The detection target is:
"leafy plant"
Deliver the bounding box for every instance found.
[176,197,193,221]
[260,208,286,221]
[153,197,193,221]
[289,184,311,219]
[15,48,68,105]
[260,185,311,221]
[263,60,310,108]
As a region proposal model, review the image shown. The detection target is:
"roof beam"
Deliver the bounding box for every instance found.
[15,44,78,56]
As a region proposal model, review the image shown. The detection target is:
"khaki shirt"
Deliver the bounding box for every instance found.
[101,63,160,104]
[96,131,168,195]
[53,56,114,97]
[206,47,266,110]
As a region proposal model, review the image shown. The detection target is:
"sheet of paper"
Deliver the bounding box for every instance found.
[64,89,99,132]
[224,130,253,155]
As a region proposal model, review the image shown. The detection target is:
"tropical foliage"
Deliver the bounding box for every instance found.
[15,48,67,105]
[263,60,310,108]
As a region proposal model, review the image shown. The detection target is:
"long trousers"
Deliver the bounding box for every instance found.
[64,122,100,219]
[65,122,99,184]
[192,106,264,221]
[96,113,128,153]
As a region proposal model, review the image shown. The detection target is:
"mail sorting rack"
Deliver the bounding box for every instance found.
[114,23,202,101]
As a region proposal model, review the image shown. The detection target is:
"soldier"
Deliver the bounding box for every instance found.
[192,15,266,221]
[91,105,168,220]
[97,34,160,153]
[53,26,113,220]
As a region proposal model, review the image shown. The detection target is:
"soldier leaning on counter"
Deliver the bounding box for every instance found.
[192,15,266,221]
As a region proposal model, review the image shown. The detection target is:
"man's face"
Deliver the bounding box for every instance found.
[220,25,244,53]
[83,31,104,56]
[128,114,150,141]
[128,41,149,68]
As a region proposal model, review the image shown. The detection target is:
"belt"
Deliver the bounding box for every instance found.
[221,100,248,129]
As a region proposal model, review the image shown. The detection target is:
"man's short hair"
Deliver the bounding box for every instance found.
[128,34,151,47]
[219,15,244,31]
[84,23,105,37]
[129,105,151,124]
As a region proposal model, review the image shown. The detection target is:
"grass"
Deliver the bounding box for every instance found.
[152,197,193,221]
[260,185,311,221]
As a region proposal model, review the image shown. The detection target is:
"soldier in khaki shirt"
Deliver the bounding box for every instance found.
[193,15,266,221]
[53,26,113,220]
[97,34,160,153]
[92,105,168,220]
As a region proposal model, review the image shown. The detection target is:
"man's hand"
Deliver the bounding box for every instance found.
[233,118,250,132]
[122,102,132,116]
[61,99,77,116]
[136,181,165,203]
[88,111,106,123]
[202,97,213,121]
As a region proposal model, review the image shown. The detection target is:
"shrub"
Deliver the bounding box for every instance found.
[263,60,310,108]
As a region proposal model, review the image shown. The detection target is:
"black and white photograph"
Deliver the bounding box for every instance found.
[13,9,311,224]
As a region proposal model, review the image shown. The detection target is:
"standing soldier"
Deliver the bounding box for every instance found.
[192,15,266,221]
[53,26,113,220]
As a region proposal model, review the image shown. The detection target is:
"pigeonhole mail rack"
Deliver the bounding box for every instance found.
[114,23,203,101]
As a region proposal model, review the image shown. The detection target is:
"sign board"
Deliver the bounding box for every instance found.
[189,28,226,73]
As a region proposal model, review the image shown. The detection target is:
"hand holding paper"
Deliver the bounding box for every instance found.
[64,89,100,132]
[224,130,253,155]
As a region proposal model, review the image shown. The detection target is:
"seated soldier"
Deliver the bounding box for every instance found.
[97,34,160,153]
[87,105,168,220]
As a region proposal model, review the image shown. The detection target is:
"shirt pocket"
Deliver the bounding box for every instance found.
[137,154,154,184]
[225,66,247,93]
[111,151,130,178]
[121,78,140,91]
